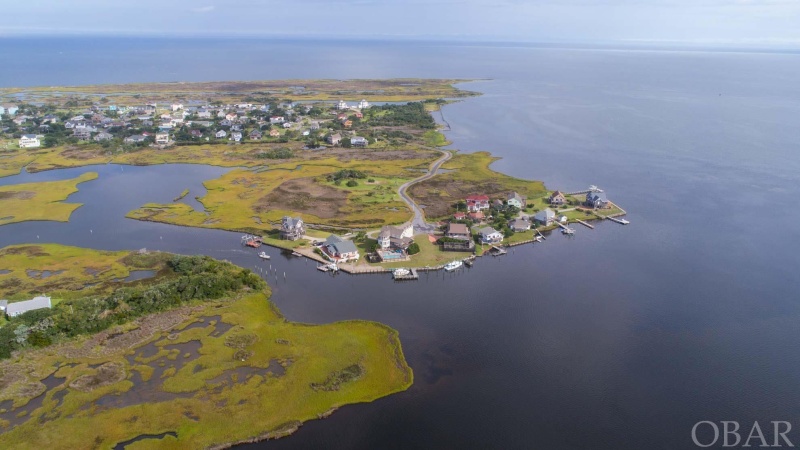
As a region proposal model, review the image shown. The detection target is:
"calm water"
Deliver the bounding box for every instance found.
[1,38,800,449]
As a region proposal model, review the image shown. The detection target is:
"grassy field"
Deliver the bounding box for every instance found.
[408,152,548,219]
[126,150,438,232]
[0,78,478,107]
[0,244,171,301]
[0,172,97,225]
[0,246,412,449]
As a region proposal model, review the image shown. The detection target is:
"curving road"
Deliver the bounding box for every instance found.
[398,149,452,233]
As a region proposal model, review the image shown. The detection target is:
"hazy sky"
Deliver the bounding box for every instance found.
[1,0,799,47]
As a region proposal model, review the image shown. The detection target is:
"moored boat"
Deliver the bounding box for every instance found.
[444,260,463,272]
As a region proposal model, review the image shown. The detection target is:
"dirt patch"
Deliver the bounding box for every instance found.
[0,191,35,200]
[256,177,347,219]
[61,147,104,160]
[0,246,50,257]
[408,177,511,219]
[69,362,126,392]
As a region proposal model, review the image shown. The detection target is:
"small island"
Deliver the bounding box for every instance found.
[0,244,412,449]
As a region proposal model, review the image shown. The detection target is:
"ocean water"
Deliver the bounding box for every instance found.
[1,38,799,449]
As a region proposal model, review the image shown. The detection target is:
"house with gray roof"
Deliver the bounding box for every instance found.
[509,218,531,232]
[479,227,503,244]
[6,296,51,318]
[323,235,360,262]
[585,191,609,209]
[534,208,556,226]
[280,216,306,241]
[507,192,526,209]
[0,300,7,312]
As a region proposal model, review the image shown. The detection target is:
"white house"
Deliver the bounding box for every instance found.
[336,100,349,110]
[377,223,414,250]
[171,103,184,111]
[155,132,170,145]
[18,134,41,148]
[215,130,227,139]
[0,104,19,116]
[6,296,51,317]
[351,136,368,147]
[358,99,370,109]
[231,131,243,142]
[479,227,504,244]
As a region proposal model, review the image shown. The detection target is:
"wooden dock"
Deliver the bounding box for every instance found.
[575,219,595,229]
[605,216,630,225]
[489,246,507,256]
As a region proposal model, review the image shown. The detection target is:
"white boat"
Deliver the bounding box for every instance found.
[258,251,270,260]
[561,227,575,235]
[444,260,463,272]
[393,268,411,278]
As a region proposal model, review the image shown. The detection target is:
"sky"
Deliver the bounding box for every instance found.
[1,0,799,48]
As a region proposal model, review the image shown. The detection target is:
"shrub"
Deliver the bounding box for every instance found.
[407,243,421,255]
[346,180,358,187]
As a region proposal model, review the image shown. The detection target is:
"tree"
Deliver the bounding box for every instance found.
[346,180,358,187]
[43,135,59,148]
[407,243,421,255]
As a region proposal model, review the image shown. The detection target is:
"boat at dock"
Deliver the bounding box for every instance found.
[393,268,411,277]
[444,260,463,272]
[561,227,575,235]
[258,252,270,260]
[393,268,419,280]
[241,234,263,248]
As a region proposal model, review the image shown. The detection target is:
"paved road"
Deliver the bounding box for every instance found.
[397,149,452,234]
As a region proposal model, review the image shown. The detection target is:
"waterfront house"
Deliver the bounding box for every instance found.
[0,300,7,312]
[351,136,368,147]
[327,133,342,145]
[585,191,609,209]
[509,218,531,232]
[337,100,349,110]
[445,223,471,240]
[533,208,556,226]
[73,128,92,141]
[549,191,567,206]
[479,227,504,244]
[6,296,51,318]
[377,223,414,250]
[215,130,227,139]
[507,192,526,209]
[358,99,370,109]
[18,134,40,148]
[269,129,280,137]
[323,235,360,262]
[155,132,170,145]
[249,129,262,140]
[280,216,306,240]
[231,131,243,142]
[466,194,490,212]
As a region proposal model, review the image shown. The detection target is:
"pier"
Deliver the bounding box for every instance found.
[489,246,507,256]
[557,222,576,235]
[575,219,595,229]
[605,216,630,225]
[393,269,419,281]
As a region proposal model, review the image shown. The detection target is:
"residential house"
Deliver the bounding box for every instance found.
[249,129,262,140]
[6,296,51,318]
[215,130,227,139]
[197,109,212,119]
[18,134,40,148]
[445,223,471,240]
[231,131,243,142]
[93,132,113,142]
[269,116,285,124]
[280,216,306,241]
[219,119,232,127]
[282,122,292,129]
[533,208,556,226]
[42,114,58,124]
[323,234,360,262]
[549,191,567,206]
[507,192,526,209]
[509,218,531,232]
[310,121,320,130]
[171,103,184,111]
[453,212,466,221]
[190,129,203,138]
[351,136,368,147]
[354,112,363,119]
[343,120,353,128]
[377,223,414,250]
[466,194,490,212]
[231,124,243,132]
[326,133,342,145]
[336,100,349,110]
[269,129,280,137]
[124,134,147,144]
[155,132,170,145]
[0,300,7,313]
[585,191,609,209]
[358,99,370,109]
[479,227,504,244]
[225,112,238,121]
[73,128,93,141]
[468,211,485,222]
[0,104,19,116]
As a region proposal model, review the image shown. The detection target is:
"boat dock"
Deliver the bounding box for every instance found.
[606,216,630,225]
[557,222,576,235]
[489,246,507,256]
[575,219,595,229]
[393,269,419,281]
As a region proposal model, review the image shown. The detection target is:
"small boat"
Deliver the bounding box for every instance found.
[393,268,411,278]
[444,260,463,272]
[291,251,303,257]
[561,227,575,235]
[258,251,270,260]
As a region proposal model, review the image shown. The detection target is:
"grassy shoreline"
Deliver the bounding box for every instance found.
[0,172,98,225]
